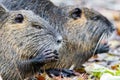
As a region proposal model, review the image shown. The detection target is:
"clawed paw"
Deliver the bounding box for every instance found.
[46,68,79,78]
[95,43,110,54]
[32,49,59,64]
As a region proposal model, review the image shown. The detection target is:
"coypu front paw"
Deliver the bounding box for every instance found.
[95,43,109,54]
[31,50,59,65]
[46,68,78,78]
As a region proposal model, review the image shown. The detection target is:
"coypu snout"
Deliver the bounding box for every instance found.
[101,16,115,32]
[82,7,115,34]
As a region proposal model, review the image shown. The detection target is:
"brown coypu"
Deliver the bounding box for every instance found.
[3,0,115,77]
[0,4,63,80]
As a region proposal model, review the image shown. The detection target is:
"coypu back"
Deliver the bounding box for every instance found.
[2,0,115,70]
[0,4,63,80]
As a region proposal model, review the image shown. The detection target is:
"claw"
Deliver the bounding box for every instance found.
[31,49,59,65]
[46,68,77,78]
[95,43,110,54]
[61,69,76,77]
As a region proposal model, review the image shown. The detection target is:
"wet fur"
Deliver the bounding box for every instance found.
[0,8,62,79]
[3,0,114,70]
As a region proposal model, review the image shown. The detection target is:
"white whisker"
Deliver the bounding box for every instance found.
[93,32,106,56]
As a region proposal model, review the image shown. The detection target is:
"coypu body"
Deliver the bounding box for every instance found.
[0,4,62,80]
[3,0,115,73]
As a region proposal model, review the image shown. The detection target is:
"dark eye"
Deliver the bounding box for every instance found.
[91,16,100,21]
[70,8,82,20]
[14,14,24,23]
[33,25,42,29]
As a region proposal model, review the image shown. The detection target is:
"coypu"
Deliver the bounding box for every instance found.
[0,4,63,80]
[3,0,115,76]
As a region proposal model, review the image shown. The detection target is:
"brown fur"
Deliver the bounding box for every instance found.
[3,0,115,71]
[43,8,114,70]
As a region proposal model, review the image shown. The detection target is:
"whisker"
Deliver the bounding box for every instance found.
[93,32,106,56]
[31,39,52,58]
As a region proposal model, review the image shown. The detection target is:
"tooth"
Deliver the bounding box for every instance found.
[93,32,106,55]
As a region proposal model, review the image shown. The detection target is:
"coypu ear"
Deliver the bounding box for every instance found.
[14,14,24,23]
[69,8,82,20]
[0,3,8,21]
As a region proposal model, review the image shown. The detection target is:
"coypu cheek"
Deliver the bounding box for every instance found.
[4,18,29,30]
[65,13,87,34]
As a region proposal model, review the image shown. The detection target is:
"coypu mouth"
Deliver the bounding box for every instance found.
[93,32,107,54]
[93,28,114,54]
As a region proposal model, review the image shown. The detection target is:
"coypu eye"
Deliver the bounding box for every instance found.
[70,8,82,20]
[14,14,24,23]
[91,15,100,21]
[32,24,42,29]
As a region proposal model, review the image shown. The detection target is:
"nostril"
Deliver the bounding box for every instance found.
[56,36,62,44]
[111,27,116,32]
[57,40,62,44]
[53,50,57,54]
[112,28,116,31]
[29,55,33,59]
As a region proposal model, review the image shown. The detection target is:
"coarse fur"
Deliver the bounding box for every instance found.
[3,0,115,70]
[0,4,62,80]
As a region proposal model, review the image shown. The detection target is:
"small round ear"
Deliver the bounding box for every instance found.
[0,3,8,22]
[0,3,8,17]
[69,8,82,20]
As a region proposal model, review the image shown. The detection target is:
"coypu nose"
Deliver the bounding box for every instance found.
[56,36,63,44]
[111,27,116,32]
[103,17,115,32]
[109,24,116,32]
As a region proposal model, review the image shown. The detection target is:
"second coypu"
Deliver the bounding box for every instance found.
[0,4,63,80]
[3,0,115,76]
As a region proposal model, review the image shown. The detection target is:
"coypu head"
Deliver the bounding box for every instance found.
[45,7,115,70]
[0,4,62,60]
[0,4,63,79]
[64,7,115,56]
